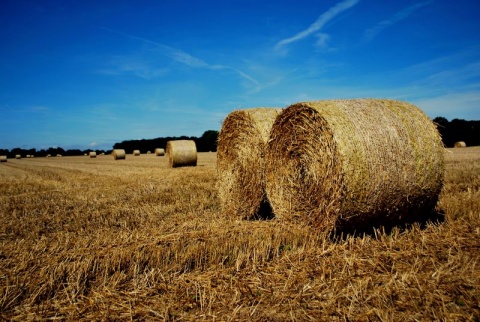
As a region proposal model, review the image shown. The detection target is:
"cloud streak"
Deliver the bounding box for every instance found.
[101,27,259,87]
[364,1,433,41]
[275,0,359,50]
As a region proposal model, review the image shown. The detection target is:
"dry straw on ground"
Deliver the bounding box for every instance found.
[89,151,96,158]
[112,149,126,160]
[265,99,445,231]
[155,148,165,156]
[133,150,141,156]
[166,140,197,167]
[454,141,467,148]
[217,107,282,219]
[0,155,7,162]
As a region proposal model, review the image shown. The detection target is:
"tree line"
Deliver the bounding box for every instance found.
[1,119,479,158]
[433,117,480,148]
[0,130,219,158]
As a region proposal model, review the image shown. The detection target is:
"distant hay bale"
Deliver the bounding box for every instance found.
[15,155,21,159]
[26,155,30,158]
[56,154,62,157]
[112,149,126,160]
[101,152,105,155]
[265,99,445,231]
[147,151,151,154]
[46,154,51,157]
[0,155,7,162]
[217,108,282,219]
[155,148,165,156]
[89,151,97,158]
[84,153,87,156]
[133,150,141,156]
[166,140,197,168]
[454,141,466,148]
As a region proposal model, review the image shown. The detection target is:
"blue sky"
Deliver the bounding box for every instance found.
[1,0,479,150]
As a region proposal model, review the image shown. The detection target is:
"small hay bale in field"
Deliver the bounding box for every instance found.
[265,99,445,231]
[217,107,282,219]
[147,151,151,154]
[15,155,21,159]
[454,141,466,148]
[166,140,197,167]
[112,149,126,160]
[155,148,165,156]
[0,155,7,162]
[56,154,62,157]
[133,150,141,156]
[89,151,97,158]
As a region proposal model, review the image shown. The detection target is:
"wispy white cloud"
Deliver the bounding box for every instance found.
[364,1,433,41]
[275,0,359,50]
[101,27,259,87]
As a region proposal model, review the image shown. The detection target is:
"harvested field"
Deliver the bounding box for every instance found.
[0,149,479,320]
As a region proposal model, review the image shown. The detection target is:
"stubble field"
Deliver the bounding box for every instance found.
[0,149,479,321]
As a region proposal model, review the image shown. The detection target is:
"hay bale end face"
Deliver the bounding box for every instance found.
[89,151,97,158]
[155,148,165,156]
[0,155,7,162]
[166,140,197,167]
[217,108,282,219]
[112,149,126,160]
[454,141,467,148]
[265,99,445,231]
[133,150,141,156]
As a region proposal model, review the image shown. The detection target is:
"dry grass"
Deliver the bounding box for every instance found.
[0,149,479,321]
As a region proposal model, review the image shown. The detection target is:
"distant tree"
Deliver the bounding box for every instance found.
[198,130,219,152]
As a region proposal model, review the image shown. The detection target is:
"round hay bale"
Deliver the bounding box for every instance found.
[15,155,21,159]
[166,140,197,167]
[454,141,466,148]
[112,149,126,160]
[217,108,282,219]
[0,155,7,162]
[89,151,97,158]
[56,154,62,157]
[155,148,165,156]
[133,150,141,156]
[265,99,445,231]
[46,154,51,157]
[147,151,151,154]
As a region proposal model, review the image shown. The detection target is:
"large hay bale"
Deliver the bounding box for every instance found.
[155,148,165,156]
[217,108,282,219]
[15,155,21,159]
[265,99,445,231]
[0,155,7,162]
[454,141,466,148]
[112,149,126,160]
[89,151,97,158]
[133,150,141,156]
[166,140,197,167]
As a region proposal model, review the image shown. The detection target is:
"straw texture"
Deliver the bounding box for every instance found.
[265,99,445,231]
[155,148,165,156]
[113,149,126,160]
[454,141,466,148]
[217,108,282,219]
[166,140,197,168]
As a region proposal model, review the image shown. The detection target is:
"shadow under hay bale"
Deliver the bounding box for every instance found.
[217,108,282,220]
[265,99,445,232]
[166,140,197,167]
